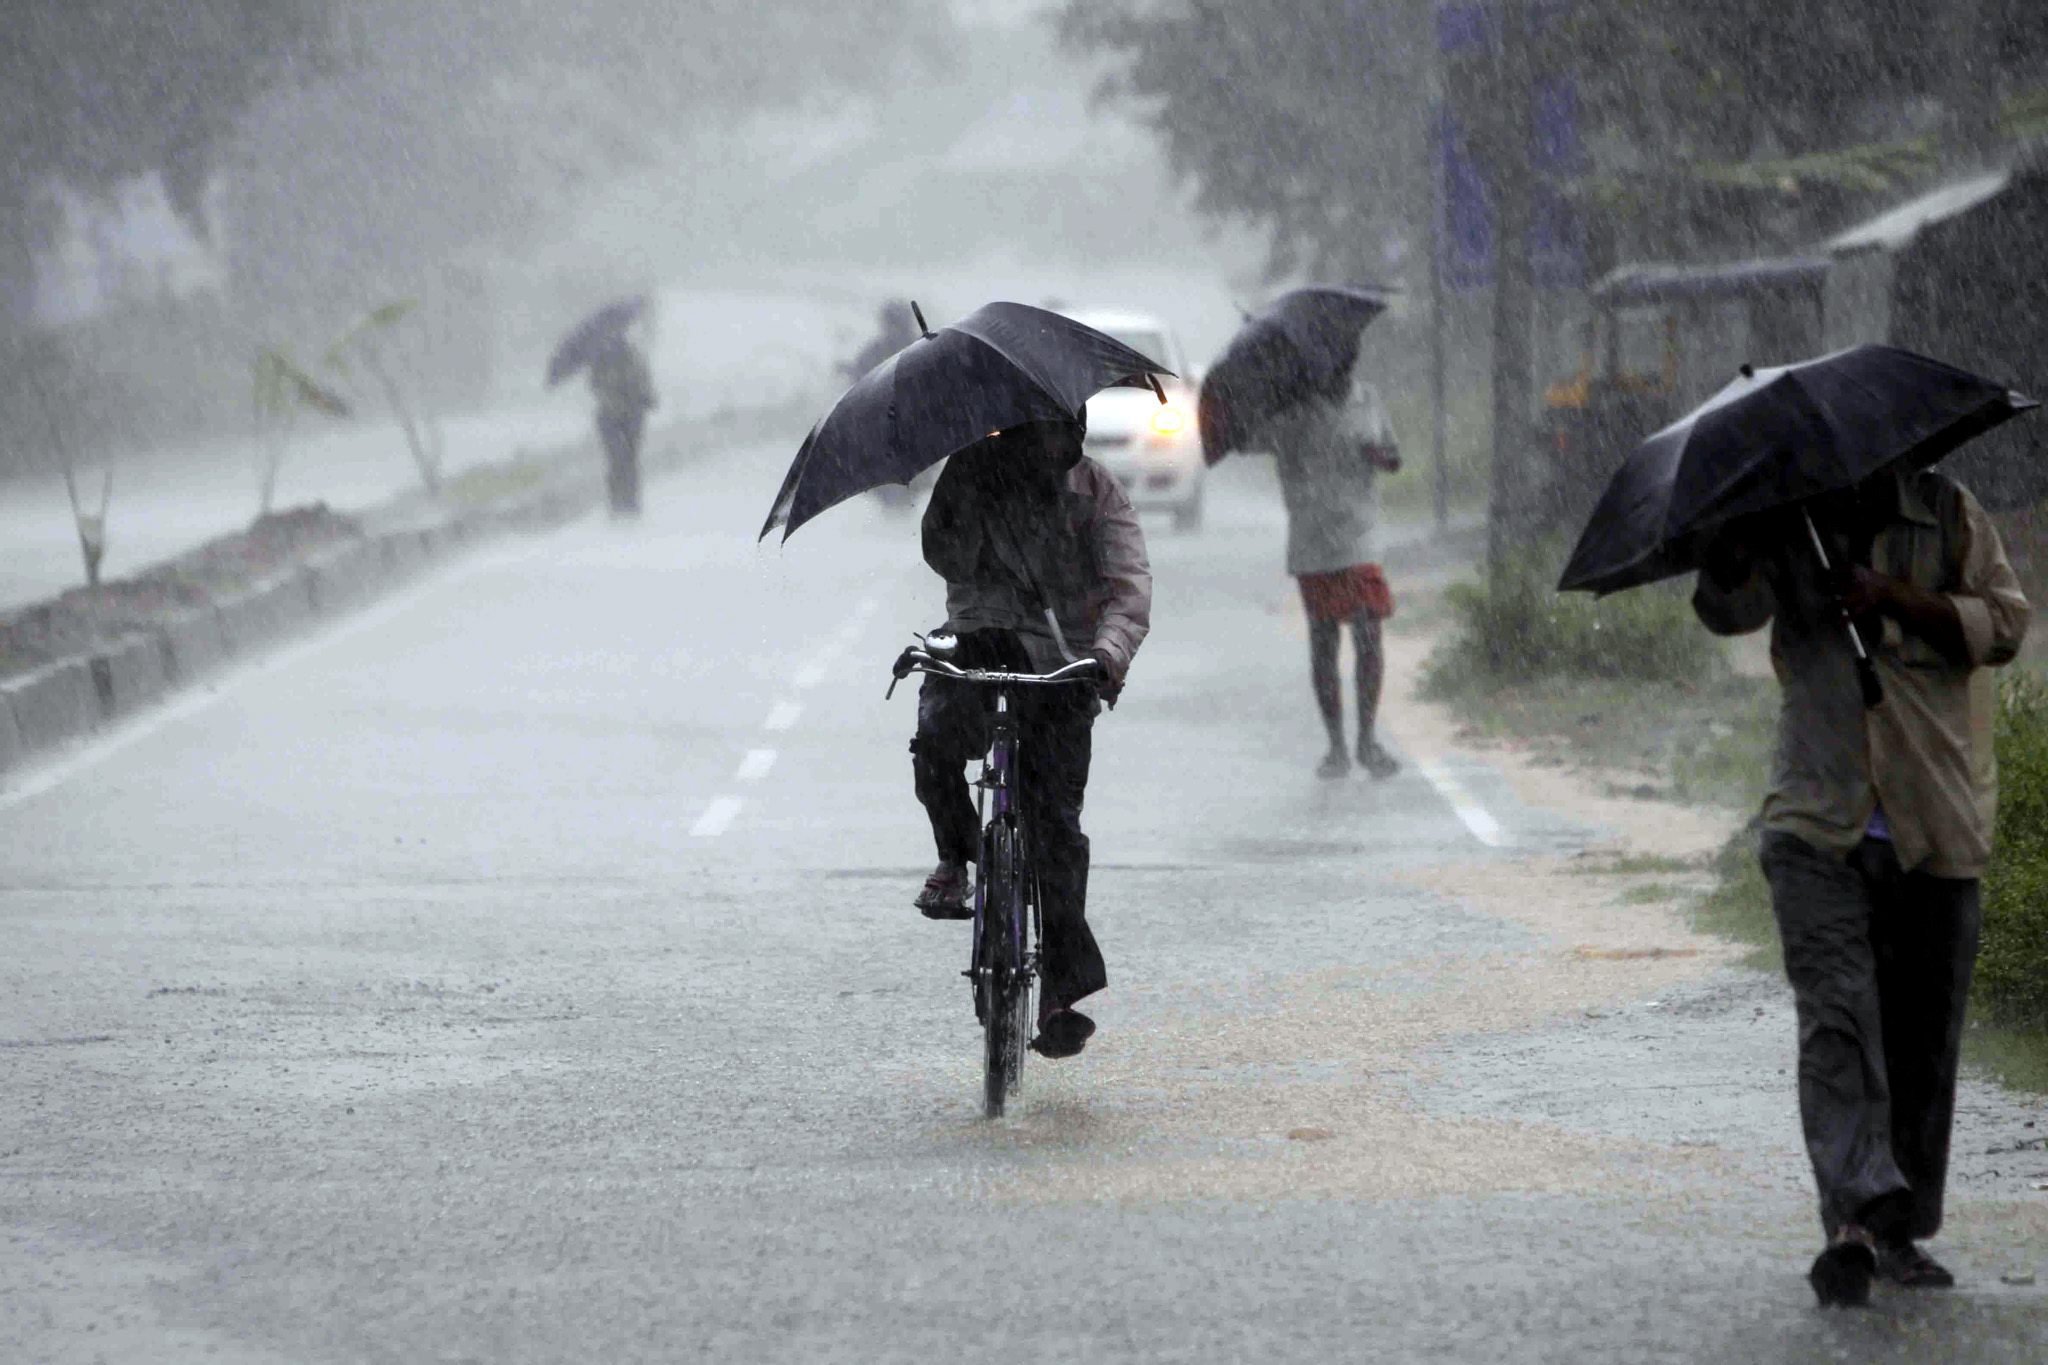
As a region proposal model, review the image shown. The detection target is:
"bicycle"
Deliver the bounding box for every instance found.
[888,633,1103,1118]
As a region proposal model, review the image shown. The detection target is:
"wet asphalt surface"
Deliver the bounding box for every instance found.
[2,438,2044,1363]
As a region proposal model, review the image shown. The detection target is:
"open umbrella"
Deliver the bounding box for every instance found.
[1558,344,2038,706]
[1559,345,2036,595]
[758,301,1172,542]
[1198,285,1390,464]
[546,296,647,388]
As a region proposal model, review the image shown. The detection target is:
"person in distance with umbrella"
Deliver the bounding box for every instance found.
[1693,456,2028,1305]
[589,330,657,518]
[1199,286,1402,780]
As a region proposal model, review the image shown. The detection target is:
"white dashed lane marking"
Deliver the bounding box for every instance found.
[690,596,880,838]
[689,796,746,838]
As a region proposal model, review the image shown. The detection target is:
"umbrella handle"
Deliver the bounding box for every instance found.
[1802,510,1885,710]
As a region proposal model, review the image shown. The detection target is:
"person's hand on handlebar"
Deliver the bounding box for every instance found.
[1088,648,1124,709]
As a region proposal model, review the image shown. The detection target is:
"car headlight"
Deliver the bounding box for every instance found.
[1149,403,1189,438]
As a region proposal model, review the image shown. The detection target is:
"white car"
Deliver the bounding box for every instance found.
[1066,310,1206,532]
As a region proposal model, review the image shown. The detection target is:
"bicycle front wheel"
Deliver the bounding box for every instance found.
[979,820,1032,1119]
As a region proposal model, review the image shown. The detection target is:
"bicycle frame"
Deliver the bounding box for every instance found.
[973,690,1037,993]
[888,643,1097,1114]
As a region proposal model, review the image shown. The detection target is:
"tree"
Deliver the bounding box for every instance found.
[1069,1,2048,273]
[1059,0,1433,281]
[252,347,351,518]
[1066,0,2048,575]
[0,1,338,317]
[324,300,444,496]
[217,0,957,345]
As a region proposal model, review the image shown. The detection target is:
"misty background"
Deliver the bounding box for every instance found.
[4,0,2046,598]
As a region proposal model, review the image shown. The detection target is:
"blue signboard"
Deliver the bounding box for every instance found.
[1434,2,1586,290]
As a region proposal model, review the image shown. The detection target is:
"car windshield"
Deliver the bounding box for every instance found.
[1098,327,1169,364]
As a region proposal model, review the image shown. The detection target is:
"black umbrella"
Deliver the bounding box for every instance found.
[1559,345,2036,595]
[546,296,647,387]
[758,301,1172,542]
[1558,344,2038,706]
[1198,285,1390,464]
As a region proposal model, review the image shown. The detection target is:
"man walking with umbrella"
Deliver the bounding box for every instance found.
[589,331,657,518]
[1558,346,2037,1306]
[547,297,658,518]
[1200,286,1401,779]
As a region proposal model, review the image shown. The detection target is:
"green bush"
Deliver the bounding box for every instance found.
[1979,670,2048,1028]
[1422,552,1726,697]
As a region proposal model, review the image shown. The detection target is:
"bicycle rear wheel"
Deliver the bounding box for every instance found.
[979,820,1031,1119]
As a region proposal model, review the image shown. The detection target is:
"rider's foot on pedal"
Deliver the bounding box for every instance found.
[1359,736,1401,780]
[915,861,972,919]
[1031,1008,1095,1058]
[1316,745,1351,780]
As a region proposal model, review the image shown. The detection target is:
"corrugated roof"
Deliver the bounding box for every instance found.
[1592,255,1830,305]
[1826,169,2011,254]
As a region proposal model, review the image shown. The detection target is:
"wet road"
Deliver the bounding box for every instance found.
[3,437,2044,1363]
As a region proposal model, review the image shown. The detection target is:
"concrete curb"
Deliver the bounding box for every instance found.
[305,539,389,618]
[91,632,173,718]
[214,571,319,657]
[0,409,755,780]
[162,607,231,684]
[1,658,99,756]
[0,688,23,771]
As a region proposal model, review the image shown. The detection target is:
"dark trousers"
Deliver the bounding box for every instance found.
[911,658,1106,1011]
[1760,831,1981,1241]
[598,411,644,516]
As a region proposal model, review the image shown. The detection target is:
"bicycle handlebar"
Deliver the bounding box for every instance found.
[885,647,1103,699]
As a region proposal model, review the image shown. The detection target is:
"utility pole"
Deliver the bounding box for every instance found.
[1427,67,1450,532]
[1940,0,2000,168]
[1476,0,1537,591]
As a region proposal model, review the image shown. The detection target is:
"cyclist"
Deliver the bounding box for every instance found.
[910,417,1152,1057]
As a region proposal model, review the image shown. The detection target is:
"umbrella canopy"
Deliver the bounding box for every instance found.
[1558,344,2038,595]
[1198,285,1389,464]
[758,301,1172,542]
[546,296,647,387]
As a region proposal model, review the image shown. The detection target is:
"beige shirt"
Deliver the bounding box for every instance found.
[1693,472,2028,878]
[1261,377,1396,576]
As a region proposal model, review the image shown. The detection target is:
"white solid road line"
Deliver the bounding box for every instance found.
[764,701,803,732]
[689,796,746,838]
[734,749,777,783]
[1411,756,1508,848]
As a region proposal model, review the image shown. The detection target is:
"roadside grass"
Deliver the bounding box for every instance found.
[1428,669,1772,805]
[444,456,550,507]
[1570,852,1700,876]
[1379,385,1489,519]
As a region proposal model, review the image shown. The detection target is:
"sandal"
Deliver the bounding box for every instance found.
[1876,1241,1955,1289]
[914,862,972,920]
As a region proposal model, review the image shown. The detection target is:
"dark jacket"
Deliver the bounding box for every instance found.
[921,451,1152,677]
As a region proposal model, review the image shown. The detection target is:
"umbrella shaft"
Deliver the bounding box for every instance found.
[1802,510,1875,666]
